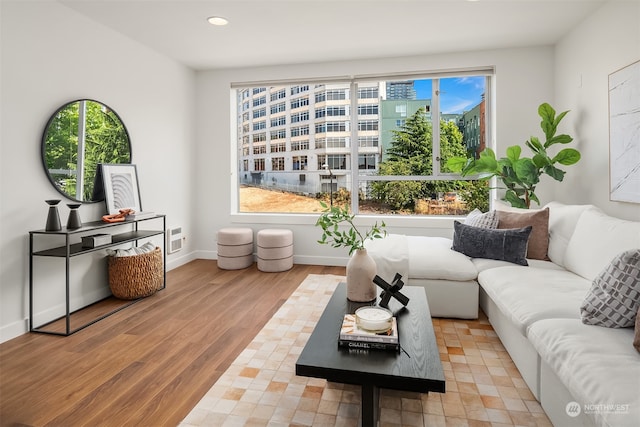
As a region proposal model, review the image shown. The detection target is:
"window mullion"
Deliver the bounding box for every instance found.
[350,81,359,214]
[432,79,441,178]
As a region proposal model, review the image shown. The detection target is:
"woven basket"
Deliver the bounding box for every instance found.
[108,247,163,300]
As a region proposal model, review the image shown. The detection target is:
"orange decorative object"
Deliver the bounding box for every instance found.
[102,209,135,223]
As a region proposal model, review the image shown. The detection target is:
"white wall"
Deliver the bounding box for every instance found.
[194,47,556,265]
[554,0,640,221]
[0,1,197,342]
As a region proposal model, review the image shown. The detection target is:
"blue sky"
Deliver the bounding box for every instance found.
[414,76,485,114]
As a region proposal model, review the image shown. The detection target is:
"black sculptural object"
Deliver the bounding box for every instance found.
[373,273,410,308]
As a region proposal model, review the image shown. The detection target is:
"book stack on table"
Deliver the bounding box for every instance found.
[338,312,399,352]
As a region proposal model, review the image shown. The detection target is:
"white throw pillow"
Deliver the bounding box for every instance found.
[464,209,498,229]
[580,249,640,328]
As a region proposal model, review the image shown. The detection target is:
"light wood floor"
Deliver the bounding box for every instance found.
[0,260,345,427]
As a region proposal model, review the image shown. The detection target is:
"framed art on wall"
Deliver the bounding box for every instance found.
[101,164,143,214]
[609,59,640,203]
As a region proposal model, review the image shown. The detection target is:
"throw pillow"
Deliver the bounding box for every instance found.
[580,249,640,328]
[496,208,549,260]
[452,220,532,266]
[634,309,640,353]
[464,209,498,229]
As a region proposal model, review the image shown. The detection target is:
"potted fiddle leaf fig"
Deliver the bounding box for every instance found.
[316,202,386,302]
[447,103,581,209]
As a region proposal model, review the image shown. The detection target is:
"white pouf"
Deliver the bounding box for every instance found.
[257,229,293,272]
[217,227,253,270]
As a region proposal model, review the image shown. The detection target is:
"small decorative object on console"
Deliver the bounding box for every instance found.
[81,233,112,248]
[102,208,134,223]
[373,273,410,308]
[45,199,61,231]
[66,203,82,229]
[125,211,156,221]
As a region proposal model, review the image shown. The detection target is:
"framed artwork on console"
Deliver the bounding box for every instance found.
[100,164,143,214]
[609,59,640,203]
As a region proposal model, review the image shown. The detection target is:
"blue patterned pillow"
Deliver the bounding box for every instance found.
[452,221,532,266]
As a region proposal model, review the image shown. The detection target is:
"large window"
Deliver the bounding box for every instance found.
[234,71,492,214]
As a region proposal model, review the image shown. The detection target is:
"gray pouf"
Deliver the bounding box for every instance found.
[257,229,293,272]
[217,227,253,270]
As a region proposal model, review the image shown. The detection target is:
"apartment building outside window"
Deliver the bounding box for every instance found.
[291,125,309,137]
[292,155,308,170]
[271,116,286,127]
[271,157,285,171]
[270,102,286,114]
[270,142,286,153]
[233,70,492,215]
[291,140,309,151]
[291,97,309,109]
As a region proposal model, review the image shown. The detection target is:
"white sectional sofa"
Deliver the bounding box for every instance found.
[367,202,640,427]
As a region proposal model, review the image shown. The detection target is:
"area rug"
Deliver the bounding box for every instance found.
[179,274,551,427]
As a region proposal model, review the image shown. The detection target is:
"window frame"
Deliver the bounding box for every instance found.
[231,67,494,216]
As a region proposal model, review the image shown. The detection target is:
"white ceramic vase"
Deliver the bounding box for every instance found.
[346,248,377,302]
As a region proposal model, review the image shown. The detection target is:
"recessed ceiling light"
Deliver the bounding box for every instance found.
[207,16,229,26]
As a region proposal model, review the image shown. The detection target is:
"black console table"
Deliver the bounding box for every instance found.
[29,215,166,336]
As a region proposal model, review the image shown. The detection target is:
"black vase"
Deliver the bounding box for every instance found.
[66,204,82,229]
[45,199,61,231]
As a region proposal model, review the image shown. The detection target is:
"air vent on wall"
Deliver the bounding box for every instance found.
[167,227,183,254]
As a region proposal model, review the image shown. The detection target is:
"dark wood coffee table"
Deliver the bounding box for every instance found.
[296,282,445,426]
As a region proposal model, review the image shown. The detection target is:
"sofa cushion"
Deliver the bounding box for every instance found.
[496,208,549,260]
[478,266,591,335]
[406,236,477,281]
[580,248,640,328]
[528,318,640,427]
[464,209,498,229]
[543,201,598,267]
[472,257,564,274]
[452,221,531,266]
[564,209,640,281]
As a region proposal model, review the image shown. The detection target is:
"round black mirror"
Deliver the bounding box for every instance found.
[41,99,131,203]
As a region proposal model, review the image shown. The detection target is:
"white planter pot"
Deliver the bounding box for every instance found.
[346,248,377,302]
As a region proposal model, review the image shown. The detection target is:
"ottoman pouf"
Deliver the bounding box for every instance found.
[217,227,253,270]
[257,229,293,272]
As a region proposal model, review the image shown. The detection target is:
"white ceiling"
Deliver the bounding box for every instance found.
[59,0,606,71]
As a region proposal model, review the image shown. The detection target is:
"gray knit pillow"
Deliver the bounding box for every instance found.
[464,209,498,229]
[452,220,531,266]
[580,249,640,328]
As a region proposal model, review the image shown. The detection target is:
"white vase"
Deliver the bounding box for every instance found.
[346,248,377,302]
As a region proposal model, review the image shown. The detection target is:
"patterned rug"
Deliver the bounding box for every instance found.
[179,274,551,427]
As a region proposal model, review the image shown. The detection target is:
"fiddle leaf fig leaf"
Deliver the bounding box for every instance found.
[544,165,566,181]
[546,134,573,146]
[553,148,581,165]
[446,156,468,173]
[504,190,527,209]
[514,158,539,185]
[539,103,557,140]
[526,136,544,153]
[532,153,549,168]
[506,145,521,163]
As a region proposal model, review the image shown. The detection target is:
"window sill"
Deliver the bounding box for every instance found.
[230,212,460,229]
